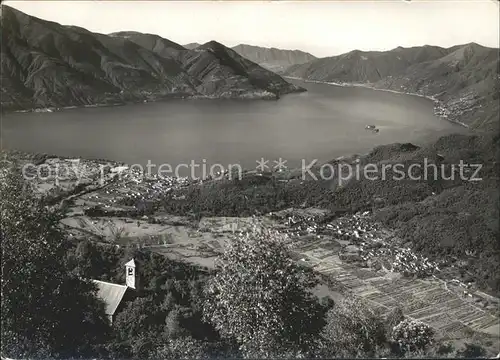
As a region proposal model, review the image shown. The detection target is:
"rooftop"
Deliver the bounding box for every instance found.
[92,280,128,316]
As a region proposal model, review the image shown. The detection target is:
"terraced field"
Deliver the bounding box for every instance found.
[60,198,499,341]
[8,155,497,344]
[290,224,499,339]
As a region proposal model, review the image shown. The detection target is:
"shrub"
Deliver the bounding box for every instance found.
[320,297,387,357]
[391,318,435,353]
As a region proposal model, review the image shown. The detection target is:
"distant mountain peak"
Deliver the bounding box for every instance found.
[199,40,227,52]
[460,42,487,52]
[230,43,316,73]
[183,42,202,50]
[109,31,185,50]
[464,41,482,47]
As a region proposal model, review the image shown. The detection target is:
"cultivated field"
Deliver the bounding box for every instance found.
[9,155,498,346]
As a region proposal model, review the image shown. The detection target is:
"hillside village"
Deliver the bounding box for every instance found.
[2,152,498,350]
[1,3,499,358]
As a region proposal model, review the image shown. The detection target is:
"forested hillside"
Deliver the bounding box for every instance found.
[0,6,303,112]
[3,166,493,359]
[285,43,500,131]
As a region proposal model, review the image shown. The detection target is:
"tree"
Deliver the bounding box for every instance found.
[164,307,188,339]
[1,167,110,358]
[150,337,209,359]
[391,318,435,354]
[203,225,327,358]
[320,296,387,357]
[385,306,405,334]
[113,295,167,342]
[455,343,486,359]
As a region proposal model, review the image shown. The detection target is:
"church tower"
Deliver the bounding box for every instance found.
[125,259,137,289]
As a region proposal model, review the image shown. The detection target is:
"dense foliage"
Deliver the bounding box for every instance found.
[374,134,500,293]
[63,241,221,359]
[0,168,110,359]
[319,297,387,357]
[1,131,498,358]
[203,227,328,357]
[391,319,435,354]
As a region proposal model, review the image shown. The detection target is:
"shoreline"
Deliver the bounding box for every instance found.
[7,87,306,115]
[284,76,470,129]
[9,94,276,115]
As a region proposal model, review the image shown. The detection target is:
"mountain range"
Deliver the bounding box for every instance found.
[0,6,304,112]
[284,44,500,131]
[1,4,498,132]
[183,43,317,72]
[230,44,317,72]
[183,43,202,50]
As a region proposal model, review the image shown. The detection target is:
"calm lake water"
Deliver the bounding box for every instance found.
[1,80,466,177]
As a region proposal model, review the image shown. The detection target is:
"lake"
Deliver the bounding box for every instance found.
[1,80,466,178]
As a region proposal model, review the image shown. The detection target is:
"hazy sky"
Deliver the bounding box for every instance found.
[4,0,499,57]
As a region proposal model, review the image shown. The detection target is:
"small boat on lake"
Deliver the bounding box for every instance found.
[365,124,379,133]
